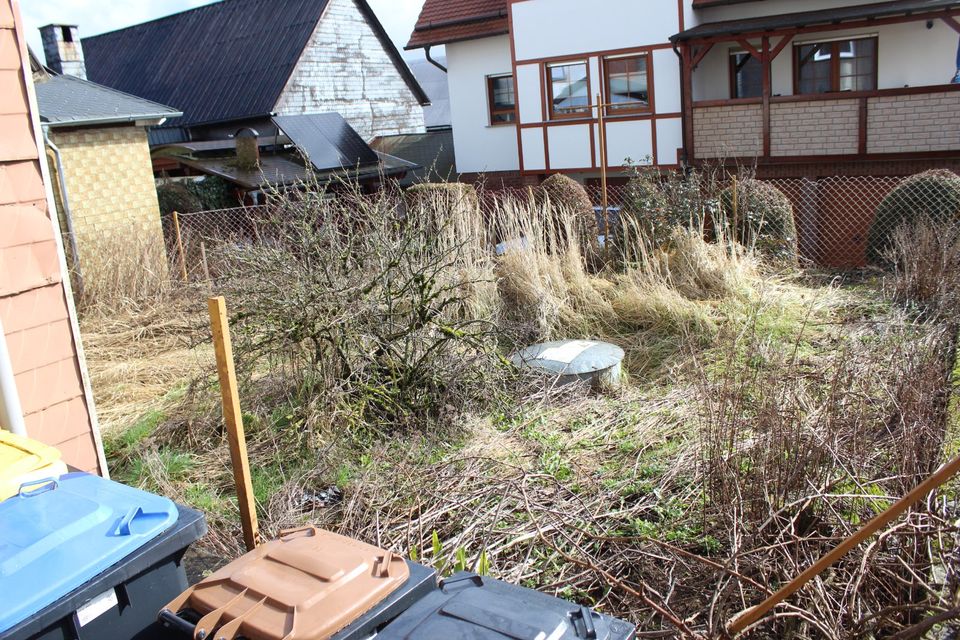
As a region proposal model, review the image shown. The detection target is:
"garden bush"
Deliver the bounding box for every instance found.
[538,174,598,254]
[868,169,960,264]
[719,178,797,265]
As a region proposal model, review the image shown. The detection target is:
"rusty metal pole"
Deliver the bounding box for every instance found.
[597,94,609,255]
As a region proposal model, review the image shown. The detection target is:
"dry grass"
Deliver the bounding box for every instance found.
[79,177,960,636]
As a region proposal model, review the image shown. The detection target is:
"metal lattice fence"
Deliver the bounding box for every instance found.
[161,173,957,280]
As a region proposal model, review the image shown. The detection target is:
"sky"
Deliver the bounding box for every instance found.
[22,0,429,64]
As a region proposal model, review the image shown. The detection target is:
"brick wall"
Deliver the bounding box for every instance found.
[868,91,960,154]
[692,103,763,159]
[0,0,102,473]
[274,0,426,139]
[770,99,859,156]
[48,124,165,272]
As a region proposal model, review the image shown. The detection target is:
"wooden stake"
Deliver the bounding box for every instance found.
[731,176,739,240]
[200,241,212,292]
[172,211,188,283]
[728,451,960,634]
[208,296,260,552]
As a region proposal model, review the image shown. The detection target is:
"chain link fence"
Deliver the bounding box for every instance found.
[160,173,956,282]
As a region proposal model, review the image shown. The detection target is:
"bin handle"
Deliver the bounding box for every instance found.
[575,605,597,639]
[17,477,58,497]
[115,506,168,536]
[279,525,318,540]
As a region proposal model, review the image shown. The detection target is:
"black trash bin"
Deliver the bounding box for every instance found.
[0,473,207,640]
[376,572,637,640]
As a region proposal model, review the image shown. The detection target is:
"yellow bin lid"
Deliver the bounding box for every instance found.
[0,431,66,499]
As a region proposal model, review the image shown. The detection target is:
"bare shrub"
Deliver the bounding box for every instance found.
[719,178,798,266]
[869,169,960,264]
[217,180,505,432]
[696,317,958,636]
[885,217,960,317]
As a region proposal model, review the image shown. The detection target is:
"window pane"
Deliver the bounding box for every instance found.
[797,43,832,94]
[797,38,876,94]
[839,38,876,91]
[549,62,589,116]
[491,76,514,109]
[489,75,515,124]
[731,53,763,98]
[606,55,648,111]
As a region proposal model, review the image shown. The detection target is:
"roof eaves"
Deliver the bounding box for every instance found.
[44,112,184,128]
[355,0,431,105]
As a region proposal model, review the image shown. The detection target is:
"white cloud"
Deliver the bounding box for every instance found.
[22,0,427,65]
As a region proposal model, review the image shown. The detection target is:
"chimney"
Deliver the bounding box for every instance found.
[235,128,260,170]
[40,24,86,79]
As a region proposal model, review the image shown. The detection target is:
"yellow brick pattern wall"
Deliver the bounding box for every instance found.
[868,91,960,154]
[693,103,763,159]
[770,100,860,157]
[48,125,164,267]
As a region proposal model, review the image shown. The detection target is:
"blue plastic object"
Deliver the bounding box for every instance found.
[0,472,178,634]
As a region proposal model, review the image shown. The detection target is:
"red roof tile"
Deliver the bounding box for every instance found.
[407,0,509,49]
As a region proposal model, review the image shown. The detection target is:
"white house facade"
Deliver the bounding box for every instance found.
[408,0,960,185]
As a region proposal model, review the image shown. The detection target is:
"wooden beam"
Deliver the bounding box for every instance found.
[681,43,696,166]
[736,38,762,60]
[208,296,260,552]
[769,33,794,61]
[691,42,714,69]
[761,36,772,158]
[942,14,960,33]
[858,96,869,155]
[684,8,960,47]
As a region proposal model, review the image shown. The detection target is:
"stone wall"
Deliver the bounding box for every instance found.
[771,99,859,156]
[868,90,960,154]
[48,124,165,274]
[692,103,763,159]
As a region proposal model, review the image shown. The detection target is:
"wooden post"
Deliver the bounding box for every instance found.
[728,451,960,634]
[208,296,260,552]
[200,241,212,292]
[172,211,189,283]
[597,93,609,253]
[731,176,739,240]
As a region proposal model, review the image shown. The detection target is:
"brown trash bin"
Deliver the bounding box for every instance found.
[160,526,412,640]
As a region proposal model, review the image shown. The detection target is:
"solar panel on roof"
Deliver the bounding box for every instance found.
[273,113,379,171]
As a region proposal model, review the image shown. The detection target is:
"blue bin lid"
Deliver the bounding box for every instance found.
[0,472,178,633]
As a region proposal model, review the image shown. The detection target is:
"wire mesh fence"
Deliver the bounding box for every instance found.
[158,173,956,284]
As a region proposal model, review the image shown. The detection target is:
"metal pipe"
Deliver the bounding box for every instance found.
[43,127,84,297]
[0,318,27,436]
[424,45,447,73]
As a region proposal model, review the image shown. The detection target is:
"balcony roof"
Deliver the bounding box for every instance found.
[672,0,960,42]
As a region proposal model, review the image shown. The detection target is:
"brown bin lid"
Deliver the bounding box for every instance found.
[164,526,410,640]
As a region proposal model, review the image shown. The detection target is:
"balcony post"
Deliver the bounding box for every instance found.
[680,43,695,165]
[761,35,771,158]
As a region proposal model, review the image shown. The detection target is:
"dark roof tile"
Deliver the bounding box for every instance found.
[407,0,508,49]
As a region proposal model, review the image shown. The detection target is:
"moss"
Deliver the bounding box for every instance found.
[868,169,960,264]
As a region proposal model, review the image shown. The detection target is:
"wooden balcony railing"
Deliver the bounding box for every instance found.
[692,84,960,161]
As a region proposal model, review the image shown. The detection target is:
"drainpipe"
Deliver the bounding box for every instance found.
[43,127,84,297]
[0,318,27,436]
[424,45,447,73]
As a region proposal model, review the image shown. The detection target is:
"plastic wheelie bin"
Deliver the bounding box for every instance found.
[158,526,437,640]
[376,572,637,640]
[0,472,207,640]
[0,431,68,501]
